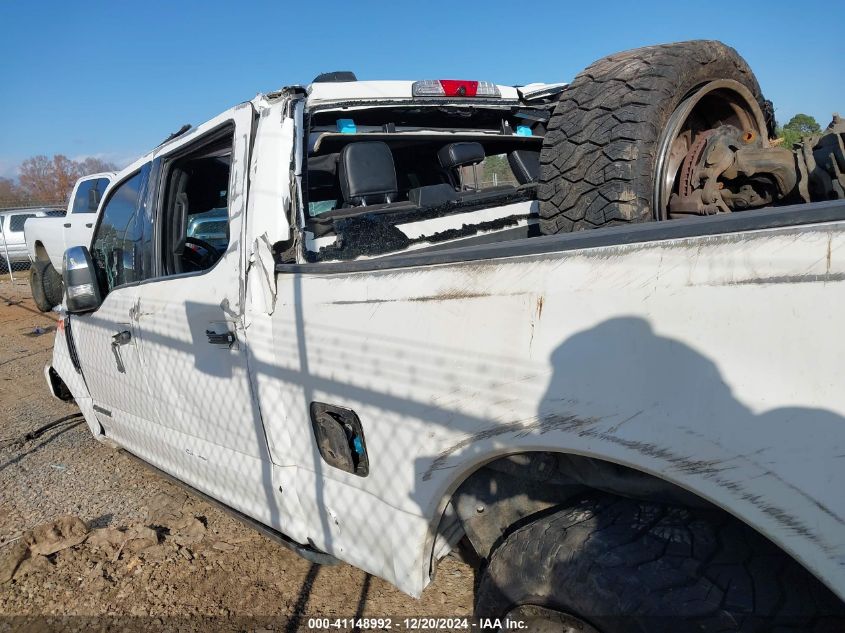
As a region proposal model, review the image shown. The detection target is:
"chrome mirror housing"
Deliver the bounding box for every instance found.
[62,246,102,314]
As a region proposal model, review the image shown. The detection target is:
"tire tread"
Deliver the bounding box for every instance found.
[475,497,845,632]
[538,40,772,232]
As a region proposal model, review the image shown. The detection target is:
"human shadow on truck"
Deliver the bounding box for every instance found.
[449,316,845,627]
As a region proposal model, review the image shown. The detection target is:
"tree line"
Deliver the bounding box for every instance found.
[776,113,823,149]
[0,155,118,209]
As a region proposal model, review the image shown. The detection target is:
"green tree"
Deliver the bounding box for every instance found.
[777,113,822,148]
[482,154,517,185]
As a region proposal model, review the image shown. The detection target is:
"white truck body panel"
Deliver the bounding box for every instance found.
[306,80,522,105]
[1,208,56,265]
[246,220,845,597]
[24,172,115,270]
[48,90,845,603]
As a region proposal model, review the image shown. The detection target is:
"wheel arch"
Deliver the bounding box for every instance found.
[424,444,841,600]
[33,240,50,263]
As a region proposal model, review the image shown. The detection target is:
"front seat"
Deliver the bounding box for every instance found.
[338,141,398,206]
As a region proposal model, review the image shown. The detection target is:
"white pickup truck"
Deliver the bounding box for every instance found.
[24,172,113,310]
[47,41,845,631]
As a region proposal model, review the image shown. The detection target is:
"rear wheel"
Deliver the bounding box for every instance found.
[29,260,62,312]
[538,40,774,233]
[41,261,63,308]
[474,497,845,632]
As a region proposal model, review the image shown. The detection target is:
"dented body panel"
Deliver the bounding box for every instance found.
[48,85,845,603]
[251,220,845,597]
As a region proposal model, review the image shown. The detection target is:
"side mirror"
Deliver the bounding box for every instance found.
[63,246,102,313]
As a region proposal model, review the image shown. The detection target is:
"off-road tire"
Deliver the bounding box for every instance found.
[29,264,50,311]
[30,260,62,312]
[475,496,845,632]
[538,40,775,233]
[41,261,63,308]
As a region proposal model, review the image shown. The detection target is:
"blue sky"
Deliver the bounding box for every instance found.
[1,0,842,178]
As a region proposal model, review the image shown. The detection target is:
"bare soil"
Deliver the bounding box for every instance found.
[0,279,474,632]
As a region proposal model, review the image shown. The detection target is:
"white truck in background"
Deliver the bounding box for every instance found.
[46,40,845,632]
[24,172,113,310]
[0,207,62,275]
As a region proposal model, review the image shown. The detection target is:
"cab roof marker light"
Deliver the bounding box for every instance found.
[412,80,501,98]
[474,81,501,97]
[412,80,445,96]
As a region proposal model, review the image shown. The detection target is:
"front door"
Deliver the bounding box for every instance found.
[132,105,277,523]
[71,165,154,439]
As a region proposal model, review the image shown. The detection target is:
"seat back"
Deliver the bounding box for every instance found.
[508,150,540,184]
[437,142,486,170]
[338,141,398,206]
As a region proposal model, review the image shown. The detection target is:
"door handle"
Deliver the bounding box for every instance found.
[85,223,93,228]
[206,329,236,346]
[63,222,71,228]
[110,330,131,373]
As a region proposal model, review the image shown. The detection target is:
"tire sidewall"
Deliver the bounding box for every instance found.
[29,261,54,312]
[41,262,63,308]
[475,498,713,633]
[475,499,651,633]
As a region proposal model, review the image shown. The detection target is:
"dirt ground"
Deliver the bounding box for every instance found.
[0,278,474,632]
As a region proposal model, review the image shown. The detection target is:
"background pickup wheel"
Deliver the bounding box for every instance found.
[538,40,775,233]
[474,496,845,633]
[29,260,63,312]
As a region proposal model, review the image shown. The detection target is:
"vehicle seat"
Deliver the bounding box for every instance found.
[438,142,485,190]
[338,141,398,206]
[508,150,540,184]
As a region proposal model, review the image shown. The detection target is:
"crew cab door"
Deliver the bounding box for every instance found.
[70,164,155,437]
[130,105,276,521]
[65,176,111,253]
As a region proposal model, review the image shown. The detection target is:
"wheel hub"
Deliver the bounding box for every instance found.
[653,79,770,219]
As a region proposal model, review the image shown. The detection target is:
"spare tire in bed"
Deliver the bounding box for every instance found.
[538,40,775,234]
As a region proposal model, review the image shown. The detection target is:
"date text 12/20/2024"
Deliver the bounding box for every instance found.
[306,617,528,630]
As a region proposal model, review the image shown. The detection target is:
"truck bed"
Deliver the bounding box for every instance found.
[258,198,845,597]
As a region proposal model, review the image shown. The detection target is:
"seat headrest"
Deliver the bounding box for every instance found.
[338,141,398,205]
[437,142,485,169]
[508,150,541,185]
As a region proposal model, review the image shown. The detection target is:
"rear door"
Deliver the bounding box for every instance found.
[65,176,111,252]
[130,104,276,522]
[6,212,37,259]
